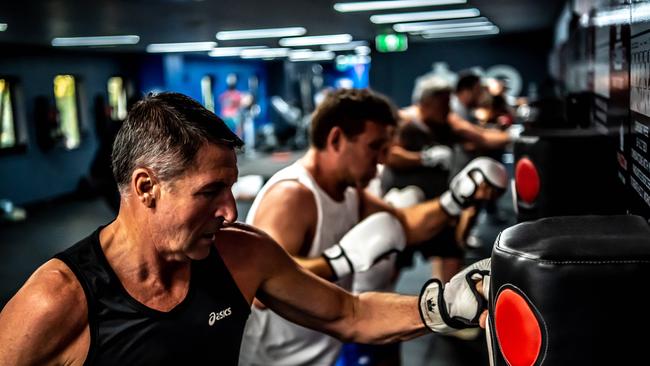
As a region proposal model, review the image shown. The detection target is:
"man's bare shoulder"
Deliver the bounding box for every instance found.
[215,222,285,256]
[0,259,88,364]
[251,179,317,238]
[213,223,296,303]
[260,179,316,212]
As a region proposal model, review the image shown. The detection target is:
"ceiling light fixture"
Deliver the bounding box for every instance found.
[370,8,479,24]
[52,35,140,47]
[240,48,290,59]
[420,24,499,38]
[334,0,465,12]
[322,41,368,51]
[289,50,335,61]
[279,34,353,47]
[393,16,490,32]
[208,46,268,57]
[146,42,217,53]
[216,27,306,40]
[592,7,628,27]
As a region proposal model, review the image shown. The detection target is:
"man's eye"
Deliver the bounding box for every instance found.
[200,190,219,197]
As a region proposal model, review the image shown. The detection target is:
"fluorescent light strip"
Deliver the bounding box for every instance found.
[209,46,267,57]
[334,0,465,12]
[394,16,490,32]
[409,22,493,35]
[420,25,499,39]
[632,3,650,23]
[322,40,368,51]
[420,24,497,35]
[240,48,290,59]
[52,35,140,47]
[355,46,371,55]
[146,42,217,53]
[0,23,7,32]
[289,50,335,60]
[370,8,479,24]
[291,55,336,62]
[216,27,306,40]
[592,6,629,27]
[279,34,353,47]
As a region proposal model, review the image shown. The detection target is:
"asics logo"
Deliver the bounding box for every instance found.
[208,307,232,326]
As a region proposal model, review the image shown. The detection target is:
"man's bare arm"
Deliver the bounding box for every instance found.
[250,180,334,279]
[254,235,426,344]
[0,260,89,366]
[385,145,425,169]
[448,112,510,149]
[360,190,452,245]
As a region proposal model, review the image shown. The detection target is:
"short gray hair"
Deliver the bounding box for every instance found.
[111,92,243,193]
[412,75,452,104]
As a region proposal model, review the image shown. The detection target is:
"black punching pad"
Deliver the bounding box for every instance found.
[488,215,650,366]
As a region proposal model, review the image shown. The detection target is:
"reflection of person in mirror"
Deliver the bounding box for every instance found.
[219,73,243,134]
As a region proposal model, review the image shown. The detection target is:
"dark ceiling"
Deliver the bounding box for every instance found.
[0,0,566,52]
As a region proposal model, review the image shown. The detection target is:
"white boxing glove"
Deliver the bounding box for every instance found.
[507,124,539,145]
[322,212,406,280]
[419,258,491,334]
[440,157,507,216]
[421,145,453,169]
[384,186,425,209]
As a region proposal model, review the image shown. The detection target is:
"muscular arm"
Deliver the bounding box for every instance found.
[360,190,453,245]
[253,232,427,344]
[250,180,334,280]
[0,260,89,366]
[385,144,425,169]
[448,112,510,149]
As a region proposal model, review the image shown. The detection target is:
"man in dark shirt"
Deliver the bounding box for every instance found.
[0,92,491,366]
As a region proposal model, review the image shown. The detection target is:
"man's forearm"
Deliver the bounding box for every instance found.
[337,292,427,344]
[385,146,423,169]
[397,199,452,244]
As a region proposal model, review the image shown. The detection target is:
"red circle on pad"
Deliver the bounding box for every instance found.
[495,288,542,366]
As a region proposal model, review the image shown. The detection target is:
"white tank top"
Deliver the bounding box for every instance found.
[239,161,360,366]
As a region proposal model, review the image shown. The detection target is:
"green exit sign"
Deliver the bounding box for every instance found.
[375,34,408,52]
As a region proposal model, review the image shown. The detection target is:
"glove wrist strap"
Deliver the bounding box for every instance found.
[440,191,462,217]
[322,244,353,281]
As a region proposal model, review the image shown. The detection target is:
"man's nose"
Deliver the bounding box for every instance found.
[215,192,238,222]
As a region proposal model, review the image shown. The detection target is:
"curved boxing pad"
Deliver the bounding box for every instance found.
[494,286,545,366]
[488,215,650,365]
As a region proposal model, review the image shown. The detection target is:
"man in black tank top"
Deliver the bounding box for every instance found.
[0,92,497,366]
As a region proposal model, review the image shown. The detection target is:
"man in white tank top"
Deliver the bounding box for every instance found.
[239,89,508,366]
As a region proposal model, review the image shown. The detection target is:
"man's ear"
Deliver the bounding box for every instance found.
[326,126,344,152]
[132,168,158,208]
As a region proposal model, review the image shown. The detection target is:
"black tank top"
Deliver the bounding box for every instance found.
[54,227,251,366]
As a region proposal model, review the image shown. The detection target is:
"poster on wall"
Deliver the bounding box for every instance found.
[629,10,650,219]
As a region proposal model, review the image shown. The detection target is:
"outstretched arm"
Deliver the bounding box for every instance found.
[253,233,427,344]
[448,112,511,149]
[247,228,489,343]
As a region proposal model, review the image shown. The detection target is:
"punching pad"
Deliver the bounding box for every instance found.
[488,215,650,365]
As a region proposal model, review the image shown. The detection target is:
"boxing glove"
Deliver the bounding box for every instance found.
[384,186,425,208]
[421,145,453,169]
[322,212,406,280]
[440,157,507,216]
[419,258,490,334]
